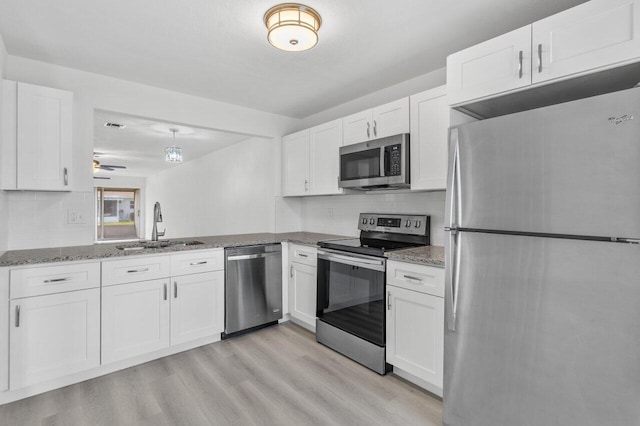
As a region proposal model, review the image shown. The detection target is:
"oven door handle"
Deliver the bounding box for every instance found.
[317,250,386,272]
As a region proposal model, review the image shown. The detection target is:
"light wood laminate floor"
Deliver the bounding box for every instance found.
[0,322,443,425]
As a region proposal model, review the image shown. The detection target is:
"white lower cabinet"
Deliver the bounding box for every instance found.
[386,260,444,396]
[9,288,100,389]
[102,253,225,365]
[171,271,224,346]
[101,279,171,364]
[288,244,317,330]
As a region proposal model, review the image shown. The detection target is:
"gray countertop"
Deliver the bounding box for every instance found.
[385,245,445,267]
[0,232,445,268]
[0,232,351,268]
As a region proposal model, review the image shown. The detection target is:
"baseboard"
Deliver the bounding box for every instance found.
[393,366,443,398]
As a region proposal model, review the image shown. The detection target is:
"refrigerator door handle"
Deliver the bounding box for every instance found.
[445,128,461,230]
[446,229,460,332]
[446,128,461,332]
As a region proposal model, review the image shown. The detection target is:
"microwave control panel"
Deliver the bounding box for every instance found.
[385,144,402,176]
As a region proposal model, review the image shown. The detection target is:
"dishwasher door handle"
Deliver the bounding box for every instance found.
[227,252,281,261]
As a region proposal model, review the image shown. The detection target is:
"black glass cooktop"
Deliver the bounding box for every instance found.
[319,237,422,257]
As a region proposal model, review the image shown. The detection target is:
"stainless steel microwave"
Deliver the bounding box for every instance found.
[338,134,410,190]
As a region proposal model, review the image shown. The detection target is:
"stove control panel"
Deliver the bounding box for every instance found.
[358,213,429,236]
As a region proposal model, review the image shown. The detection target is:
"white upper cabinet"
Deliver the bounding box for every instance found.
[342,97,409,146]
[282,129,310,196]
[1,80,73,191]
[447,26,532,106]
[282,120,343,197]
[342,109,372,146]
[447,0,640,106]
[410,86,450,191]
[532,0,640,84]
[309,119,343,196]
[372,97,410,139]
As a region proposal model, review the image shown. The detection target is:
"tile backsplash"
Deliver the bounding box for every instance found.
[7,191,94,250]
[299,191,446,246]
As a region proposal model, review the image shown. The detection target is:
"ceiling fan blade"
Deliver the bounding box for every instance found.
[100,164,126,169]
[93,176,111,180]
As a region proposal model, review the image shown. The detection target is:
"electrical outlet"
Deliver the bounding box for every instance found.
[67,209,86,224]
[328,208,334,220]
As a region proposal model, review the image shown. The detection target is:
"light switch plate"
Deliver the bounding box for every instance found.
[67,209,86,224]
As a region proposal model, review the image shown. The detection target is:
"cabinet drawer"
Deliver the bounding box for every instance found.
[10,262,100,299]
[170,249,224,276]
[102,255,171,286]
[387,260,444,297]
[290,244,317,267]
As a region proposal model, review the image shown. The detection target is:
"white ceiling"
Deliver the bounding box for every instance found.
[0,0,587,118]
[93,110,251,178]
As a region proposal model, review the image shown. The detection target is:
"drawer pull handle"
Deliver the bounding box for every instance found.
[127,268,149,273]
[189,261,208,265]
[298,254,308,258]
[404,274,423,282]
[15,305,20,327]
[387,291,392,310]
[44,277,72,283]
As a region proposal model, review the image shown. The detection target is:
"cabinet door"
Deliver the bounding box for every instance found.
[282,129,310,196]
[410,86,449,191]
[288,262,317,328]
[171,271,224,345]
[372,97,409,139]
[342,109,373,146]
[447,26,532,105]
[309,119,343,195]
[16,82,73,191]
[102,279,170,364]
[9,289,100,389]
[386,286,444,394]
[533,0,640,84]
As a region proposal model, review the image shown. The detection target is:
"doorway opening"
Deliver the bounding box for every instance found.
[96,187,141,241]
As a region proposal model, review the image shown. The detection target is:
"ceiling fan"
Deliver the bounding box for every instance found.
[93,159,126,172]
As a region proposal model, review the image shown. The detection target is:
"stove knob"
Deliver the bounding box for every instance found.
[415,221,421,228]
[362,218,367,225]
[369,218,375,225]
[405,220,411,227]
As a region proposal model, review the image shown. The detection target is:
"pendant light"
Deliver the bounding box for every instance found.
[264,3,321,52]
[165,128,183,163]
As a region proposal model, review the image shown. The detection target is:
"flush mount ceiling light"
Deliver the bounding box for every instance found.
[165,128,183,163]
[264,3,321,52]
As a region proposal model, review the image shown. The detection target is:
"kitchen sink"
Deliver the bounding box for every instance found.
[116,240,204,251]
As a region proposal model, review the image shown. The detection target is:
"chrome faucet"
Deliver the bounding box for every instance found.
[152,201,165,241]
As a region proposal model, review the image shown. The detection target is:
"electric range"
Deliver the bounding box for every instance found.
[315,213,430,374]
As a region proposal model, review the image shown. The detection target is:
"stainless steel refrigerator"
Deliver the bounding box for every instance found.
[443,87,640,426]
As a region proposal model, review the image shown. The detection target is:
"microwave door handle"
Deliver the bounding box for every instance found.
[380,147,386,177]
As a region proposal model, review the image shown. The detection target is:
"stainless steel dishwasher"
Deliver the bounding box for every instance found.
[223,244,282,338]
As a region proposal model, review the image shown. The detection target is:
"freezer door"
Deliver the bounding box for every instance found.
[452,87,640,239]
[443,231,640,426]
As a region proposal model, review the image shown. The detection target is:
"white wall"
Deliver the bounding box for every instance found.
[3,56,299,250]
[145,136,279,239]
[0,34,7,254]
[300,191,446,246]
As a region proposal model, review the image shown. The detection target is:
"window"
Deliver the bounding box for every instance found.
[96,188,139,241]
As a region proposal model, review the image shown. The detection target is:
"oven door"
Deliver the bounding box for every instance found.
[316,249,386,346]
